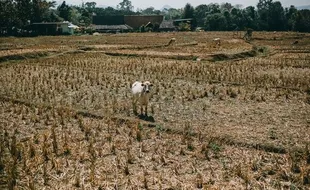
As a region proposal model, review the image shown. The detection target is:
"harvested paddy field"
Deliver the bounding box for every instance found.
[0,32,310,189]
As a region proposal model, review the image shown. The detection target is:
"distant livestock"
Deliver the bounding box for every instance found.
[292,40,298,45]
[213,38,221,46]
[167,38,176,46]
[131,81,153,115]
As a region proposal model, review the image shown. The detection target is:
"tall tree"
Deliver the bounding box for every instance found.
[207,3,221,14]
[242,6,258,30]
[221,3,233,12]
[141,7,161,15]
[117,0,133,12]
[58,1,72,21]
[70,7,82,25]
[15,0,32,27]
[32,0,56,23]
[231,7,244,29]
[194,4,208,27]
[269,1,286,31]
[293,10,310,32]
[183,3,194,19]
[163,8,182,20]
[48,11,63,22]
[223,10,233,30]
[0,0,17,29]
[257,0,273,30]
[205,13,227,31]
[85,2,96,9]
[285,5,298,30]
[79,8,92,26]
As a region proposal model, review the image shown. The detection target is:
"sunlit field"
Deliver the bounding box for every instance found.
[0,31,310,189]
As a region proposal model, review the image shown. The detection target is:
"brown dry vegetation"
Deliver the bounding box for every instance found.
[0,31,310,189]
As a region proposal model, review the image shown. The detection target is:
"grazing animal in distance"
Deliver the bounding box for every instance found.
[292,40,298,45]
[131,81,153,116]
[167,38,176,46]
[213,38,221,46]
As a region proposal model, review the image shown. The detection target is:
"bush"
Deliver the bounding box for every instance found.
[178,23,191,31]
[85,27,94,35]
[139,25,145,33]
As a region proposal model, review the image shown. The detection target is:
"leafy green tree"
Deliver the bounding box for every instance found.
[257,0,286,30]
[220,3,233,12]
[32,0,56,23]
[257,0,272,30]
[85,2,96,9]
[205,13,227,31]
[223,10,233,30]
[15,0,32,27]
[207,3,221,14]
[70,7,82,25]
[73,6,92,25]
[269,1,286,31]
[117,0,133,12]
[231,7,244,29]
[178,22,191,31]
[242,6,258,30]
[183,3,194,19]
[285,5,298,30]
[163,8,182,20]
[182,3,196,30]
[194,4,208,27]
[48,11,63,22]
[293,10,310,32]
[141,7,161,15]
[58,1,71,21]
[0,0,17,30]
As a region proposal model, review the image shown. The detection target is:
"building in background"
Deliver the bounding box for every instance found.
[92,15,172,33]
[30,21,79,35]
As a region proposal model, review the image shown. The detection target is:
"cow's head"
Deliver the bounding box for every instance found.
[141,81,153,93]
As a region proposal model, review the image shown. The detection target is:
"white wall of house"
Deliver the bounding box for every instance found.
[60,23,70,34]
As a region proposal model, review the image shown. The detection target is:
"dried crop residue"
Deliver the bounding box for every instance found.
[0,32,310,189]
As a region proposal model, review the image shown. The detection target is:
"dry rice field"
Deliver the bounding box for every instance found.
[0,31,310,189]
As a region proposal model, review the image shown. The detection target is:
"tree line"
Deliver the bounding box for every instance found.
[0,0,309,35]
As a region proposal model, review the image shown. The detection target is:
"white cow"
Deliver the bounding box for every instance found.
[131,81,153,115]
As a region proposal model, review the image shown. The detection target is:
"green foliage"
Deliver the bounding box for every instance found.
[1,0,310,36]
[205,13,227,31]
[85,2,96,9]
[163,8,182,20]
[49,11,63,22]
[153,22,160,32]
[85,27,94,35]
[15,0,32,27]
[208,142,222,153]
[194,4,208,26]
[140,7,161,15]
[178,22,191,31]
[32,0,56,23]
[183,3,194,19]
[285,6,298,30]
[0,0,17,28]
[139,25,145,32]
[58,1,71,21]
[117,0,134,12]
[293,10,310,32]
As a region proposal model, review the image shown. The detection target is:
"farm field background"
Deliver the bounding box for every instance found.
[0,31,310,189]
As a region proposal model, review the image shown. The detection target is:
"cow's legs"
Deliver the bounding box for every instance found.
[140,106,143,116]
[132,97,138,115]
